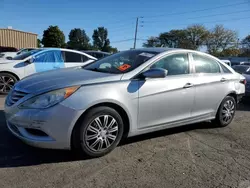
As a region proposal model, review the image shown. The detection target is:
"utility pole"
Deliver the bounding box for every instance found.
[133,17,139,49]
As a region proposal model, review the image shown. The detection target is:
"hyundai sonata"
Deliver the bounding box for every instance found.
[5,48,245,157]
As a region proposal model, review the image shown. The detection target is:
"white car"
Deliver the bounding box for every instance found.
[0,48,37,60]
[0,48,97,94]
[221,60,231,66]
[0,52,18,60]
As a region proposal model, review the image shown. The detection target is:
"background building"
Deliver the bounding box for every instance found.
[0,28,37,49]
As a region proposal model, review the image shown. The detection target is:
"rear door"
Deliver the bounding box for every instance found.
[191,53,231,118]
[62,51,94,68]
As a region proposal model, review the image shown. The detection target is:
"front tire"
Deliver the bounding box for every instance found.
[214,96,236,127]
[0,73,17,94]
[74,106,124,158]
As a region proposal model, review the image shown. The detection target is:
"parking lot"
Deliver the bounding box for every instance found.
[1,96,250,188]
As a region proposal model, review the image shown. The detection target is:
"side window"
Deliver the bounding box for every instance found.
[81,55,89,62]
[34,51,55,62]
[193,54,220,73]
[220,63,232,73]
[64,51,82,62]
[150,53,189,76]
[33,51,63,62]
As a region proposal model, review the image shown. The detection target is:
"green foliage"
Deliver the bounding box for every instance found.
[219,48,241,57]
[159,30,191,49]
[143,25,209,50]
[185,24,209,50]
[67,28,90,50]
[241,35,250,57]
[92,27,111,52]
[206,25,237,55]
[37,39,42,48]
[143,37,161,47]
[41,25,65,48]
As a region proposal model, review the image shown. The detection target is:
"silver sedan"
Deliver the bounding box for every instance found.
[4,48,245,157]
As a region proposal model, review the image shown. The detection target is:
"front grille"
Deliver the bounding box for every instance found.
[7,89,29,106]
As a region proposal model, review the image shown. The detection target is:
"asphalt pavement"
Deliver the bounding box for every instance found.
[1,96,250,188]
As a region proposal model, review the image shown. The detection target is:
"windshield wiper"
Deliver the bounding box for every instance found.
[86,68,104,73]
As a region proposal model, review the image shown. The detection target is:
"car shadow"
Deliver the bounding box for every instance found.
[0,109,237,168]
[237,99,250,111]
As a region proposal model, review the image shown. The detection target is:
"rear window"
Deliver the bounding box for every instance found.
[220,63,232,73]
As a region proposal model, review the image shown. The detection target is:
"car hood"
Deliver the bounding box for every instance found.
[0,59,20,64]
[15,67,123,94]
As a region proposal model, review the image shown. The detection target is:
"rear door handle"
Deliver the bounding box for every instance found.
[220,78,227,82]
[183,83,193,88]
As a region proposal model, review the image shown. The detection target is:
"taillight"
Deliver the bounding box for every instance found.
[240,79,247,85]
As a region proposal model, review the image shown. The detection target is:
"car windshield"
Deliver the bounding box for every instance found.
[12,49,42,60]
[83,50,159,74]
[232,65,250,74]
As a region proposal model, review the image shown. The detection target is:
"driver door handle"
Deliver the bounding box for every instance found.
[220,78,227,82]
[183,83,193,88]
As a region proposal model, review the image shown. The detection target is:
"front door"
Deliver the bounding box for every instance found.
[138,53,195,129]
[24,50,64,76]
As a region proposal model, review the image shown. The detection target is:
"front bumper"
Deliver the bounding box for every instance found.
[5,103,84,150]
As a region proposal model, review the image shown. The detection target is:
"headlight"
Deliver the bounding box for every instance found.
[19,86,80,109]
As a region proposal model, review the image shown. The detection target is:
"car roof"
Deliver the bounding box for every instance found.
[83,50,110,54]
[132,47,178,53]
[38,48,97,60]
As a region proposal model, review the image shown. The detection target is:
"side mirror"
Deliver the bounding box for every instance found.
[141,68,168,79]
[6,56,13,60]
[26,57,34,64]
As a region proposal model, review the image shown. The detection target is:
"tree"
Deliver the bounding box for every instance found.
[106,46,118,53]
[41,25,65,47]
[143,36,161,47]
[185,24,209,50]
[219,48,241,57]
[159,30,193,49]
[67,28,90,50]
[206,25,237,56]
[37,39,42,48]
[241,35,250,57]
[92,27,111,52]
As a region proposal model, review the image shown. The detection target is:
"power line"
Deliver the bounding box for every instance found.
[143,1,249,19]
[111,39,134,43]
[144,9,250,24]
[141,16,250,34]
[108,26,134,33]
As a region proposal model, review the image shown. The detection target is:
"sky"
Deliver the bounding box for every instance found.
[1,0,250,51]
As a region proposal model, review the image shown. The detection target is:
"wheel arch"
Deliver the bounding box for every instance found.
[0,71,20,81]
[71,102,131,149]
[215,91,237,115]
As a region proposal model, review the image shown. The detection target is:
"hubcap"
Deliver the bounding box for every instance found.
[85,115,118,152]
[0,76,15,93]
[221,99,235,124]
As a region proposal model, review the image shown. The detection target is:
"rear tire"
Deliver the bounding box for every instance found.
[73,106,124,158]
[0,73,17,95]
[213,96,236,127]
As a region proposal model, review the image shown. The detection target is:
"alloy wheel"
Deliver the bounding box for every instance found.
[0,76,15,93]
[221,99,235,124]
[85,115,119,152]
